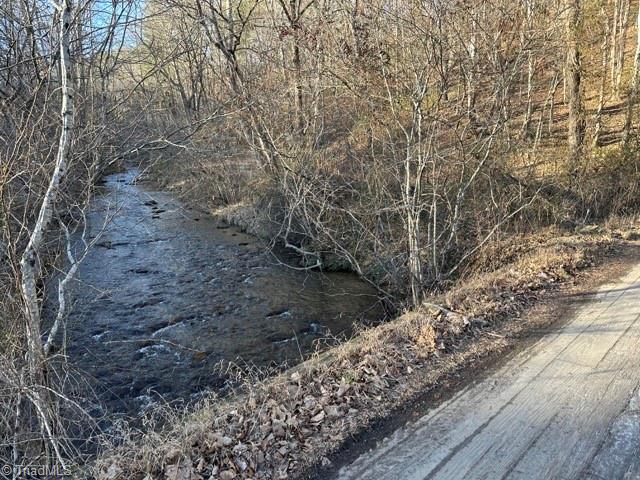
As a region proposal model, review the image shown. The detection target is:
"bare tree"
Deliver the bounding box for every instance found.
[624,2,640,145]
[564,0,585,174]
[611,0,631,97]
[594,4,612,147]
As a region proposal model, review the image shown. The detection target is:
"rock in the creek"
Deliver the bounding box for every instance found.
[309,323,329,336]
[266,309,291,318]
[193,351,207,362]
[128,267,150,274]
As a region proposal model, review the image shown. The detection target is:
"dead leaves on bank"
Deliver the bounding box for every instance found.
[153,355,400,479]
[99,340,425,480]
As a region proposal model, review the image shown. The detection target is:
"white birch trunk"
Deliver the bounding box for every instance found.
[611,0,620,89]
[19,0,74,378]
[615,0,631,95]
[467,14,478,118]
[16,0,74,468]
[623,2,640,145]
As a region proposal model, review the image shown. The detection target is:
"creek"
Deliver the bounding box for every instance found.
[64,167,383,414]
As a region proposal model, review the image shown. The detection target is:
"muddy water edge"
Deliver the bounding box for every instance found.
[58,166,384,417]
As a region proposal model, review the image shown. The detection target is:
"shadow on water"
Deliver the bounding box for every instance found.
[60,167,384,416]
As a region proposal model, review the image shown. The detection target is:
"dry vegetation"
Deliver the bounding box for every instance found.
[142,0,640,300]
[3,0,640,477]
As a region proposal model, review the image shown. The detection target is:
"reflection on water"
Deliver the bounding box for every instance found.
[65,168,383,414]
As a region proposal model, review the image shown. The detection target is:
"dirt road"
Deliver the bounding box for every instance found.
[335,264,640,480]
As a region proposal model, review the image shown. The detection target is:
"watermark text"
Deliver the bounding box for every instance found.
[1,464,70,479]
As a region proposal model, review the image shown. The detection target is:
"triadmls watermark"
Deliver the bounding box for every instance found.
[1,464,71,479]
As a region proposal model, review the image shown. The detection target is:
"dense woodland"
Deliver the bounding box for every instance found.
[2,0,640,474]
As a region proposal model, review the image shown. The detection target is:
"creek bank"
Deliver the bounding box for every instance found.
[145,160,381,276]
[94,228,640,480]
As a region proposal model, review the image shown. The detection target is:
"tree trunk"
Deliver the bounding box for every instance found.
[565,0,585,174]
[614,0,631,96]
[466,11,478,118]
[290,0,305,134]
[623,2,640,145]
[594,5,611,147]
[521,0,535,138]
[18,0,74,468]
[611,0,620,91]
[20,0,74,379]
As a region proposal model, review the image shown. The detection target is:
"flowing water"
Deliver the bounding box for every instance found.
[64,167,383,414]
